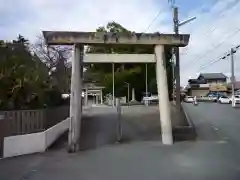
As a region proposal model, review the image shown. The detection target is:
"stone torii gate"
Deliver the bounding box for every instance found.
[43,31,190,152]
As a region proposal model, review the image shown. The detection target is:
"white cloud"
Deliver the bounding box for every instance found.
[0,0,170,40]
[1,0,240,85]
[180,0,240,84]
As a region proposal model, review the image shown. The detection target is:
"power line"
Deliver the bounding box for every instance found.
[180,0,237,56]
[181,20,235,57]
[144,0,177,33]
[145,0,178,33]
[198,55,227,70]
[201,0,234,37]
[182,27,240,71]
[144,10,163,33]
[195,28,240,62]
[198,44,240,71]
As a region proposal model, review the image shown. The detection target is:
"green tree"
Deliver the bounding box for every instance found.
[0,35,67,110]
[0,37,46,109]
[85,21,173,100]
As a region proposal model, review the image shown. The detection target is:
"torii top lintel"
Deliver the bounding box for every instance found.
[43,31,190,47]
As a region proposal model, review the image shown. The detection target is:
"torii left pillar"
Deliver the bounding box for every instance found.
[155,45,173,145]
[68,44,83,153]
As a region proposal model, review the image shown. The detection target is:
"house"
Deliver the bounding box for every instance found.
[198,73,227,84]
[187,73,228,97]
[187,79,209,97]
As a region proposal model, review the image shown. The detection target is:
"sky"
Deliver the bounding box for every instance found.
[1,0,240,85]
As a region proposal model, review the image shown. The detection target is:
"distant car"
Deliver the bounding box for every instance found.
[184,96,194,103]
[208,92,225,99]
[61,94,70,99]
[231,95,240,104]
[208,95,218,102]
[62,92,85,99]
[142,95,159,104]
[218,96,231,104]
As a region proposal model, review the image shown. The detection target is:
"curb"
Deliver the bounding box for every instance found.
[172,103,196,141]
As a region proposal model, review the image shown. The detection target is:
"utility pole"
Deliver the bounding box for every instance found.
[173,7,181,111]
[231,48,236,107]
[171,4,196,109]
[127,83,130,105]
[145,63,149,106]
[116,98,122,142]
[172,50,175,102]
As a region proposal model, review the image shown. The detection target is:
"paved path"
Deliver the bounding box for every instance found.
[81,106,163,150]
[1,104,240,179]
[80,105,186,150]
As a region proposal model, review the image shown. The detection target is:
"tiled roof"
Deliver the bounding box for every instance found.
[198,73,227,80]
[188,79,206,84]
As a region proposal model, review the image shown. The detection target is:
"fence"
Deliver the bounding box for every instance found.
[0,106,69,137]
[0,106,69,158]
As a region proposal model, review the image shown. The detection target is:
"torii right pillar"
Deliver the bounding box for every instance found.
[155,45,173,145]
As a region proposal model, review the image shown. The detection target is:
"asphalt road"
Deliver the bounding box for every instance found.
[2,104,240,180]
[183,102,240,145]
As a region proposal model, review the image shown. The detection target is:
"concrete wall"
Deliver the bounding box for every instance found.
[45,119,69,148]
[84,54,155,63]
[3,118,69,158]
[190,89,209,97]
[199,84,210,88]
[3,132,45,158]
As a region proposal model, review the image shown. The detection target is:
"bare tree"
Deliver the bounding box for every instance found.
[31,35,72,92]
[32,36,71,70]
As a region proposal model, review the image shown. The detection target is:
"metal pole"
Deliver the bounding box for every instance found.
[112,63,115,107]
[173,7,181,111]
[172,51,175,102]
[145,64,148,95]
[145,63,149,106]
[231,48,236,107]
[116,98,122,142]
[127,83,130,105]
